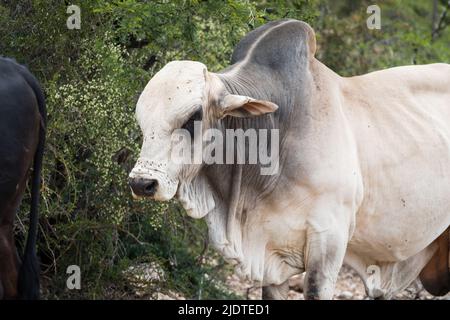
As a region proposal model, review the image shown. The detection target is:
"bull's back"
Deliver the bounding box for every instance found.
[343,63,450,261]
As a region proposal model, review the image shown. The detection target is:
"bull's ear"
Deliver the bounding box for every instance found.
[220,94,278,118]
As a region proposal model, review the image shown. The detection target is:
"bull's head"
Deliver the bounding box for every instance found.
[128,61,278,216]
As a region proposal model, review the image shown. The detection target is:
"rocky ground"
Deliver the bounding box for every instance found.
[225,266,450,300]
[124,263,450,300]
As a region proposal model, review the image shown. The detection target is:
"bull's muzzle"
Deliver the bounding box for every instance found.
[128,176,158,198]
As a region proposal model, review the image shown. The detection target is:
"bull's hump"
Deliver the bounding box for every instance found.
[231,19,292,63]
[230,19,316,72]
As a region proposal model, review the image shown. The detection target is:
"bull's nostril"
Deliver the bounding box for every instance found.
[144,180,158,195]
[129,177,158,197]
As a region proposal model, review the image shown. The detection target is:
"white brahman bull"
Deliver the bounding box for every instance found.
[129,19,450,299]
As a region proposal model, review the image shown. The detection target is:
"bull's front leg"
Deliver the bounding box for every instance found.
[303,219,349,300]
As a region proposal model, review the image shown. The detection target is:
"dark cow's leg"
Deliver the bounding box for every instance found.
[419,227,450,296]
[0,222,20,299]
[262,281,289,300]
[0,161,32,299]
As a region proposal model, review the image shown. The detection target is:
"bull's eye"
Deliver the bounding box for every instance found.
[182,109,202,136]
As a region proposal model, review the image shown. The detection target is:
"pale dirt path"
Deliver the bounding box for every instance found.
[124,262,450,300]
[225,266,450,300]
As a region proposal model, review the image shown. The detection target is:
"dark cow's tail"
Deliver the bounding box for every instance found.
[16,63,47,300]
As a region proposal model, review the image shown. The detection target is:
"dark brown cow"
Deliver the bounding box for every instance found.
[0,57,46,299]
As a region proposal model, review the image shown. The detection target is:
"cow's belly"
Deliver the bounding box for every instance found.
[351,171,450,261]
[348,98,450,262]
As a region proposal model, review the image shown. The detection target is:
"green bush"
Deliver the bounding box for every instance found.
[316,0,450,75]
[0,0,318,299]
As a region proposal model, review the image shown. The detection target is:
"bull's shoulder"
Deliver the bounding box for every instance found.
[230,19,316,71]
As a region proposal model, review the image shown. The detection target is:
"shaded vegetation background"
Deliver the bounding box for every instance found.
[0,0,448,299]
